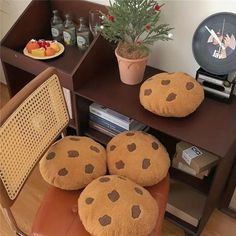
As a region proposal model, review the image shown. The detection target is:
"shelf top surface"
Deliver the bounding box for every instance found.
[75,65,236,157]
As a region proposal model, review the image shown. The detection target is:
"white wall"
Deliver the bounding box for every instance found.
[1,0,236,83]
[0,0,31,83]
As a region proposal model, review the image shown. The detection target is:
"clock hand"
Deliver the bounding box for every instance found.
[217,18,225,54]
[205,25,225,50]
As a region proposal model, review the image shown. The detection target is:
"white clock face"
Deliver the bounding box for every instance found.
[193,12,236,75]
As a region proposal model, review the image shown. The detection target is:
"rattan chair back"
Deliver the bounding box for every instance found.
[0,67,69,206]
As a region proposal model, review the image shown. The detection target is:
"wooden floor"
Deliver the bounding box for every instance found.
[0,82,235,236]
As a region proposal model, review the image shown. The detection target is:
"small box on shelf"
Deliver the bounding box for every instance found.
[172,154,210,179]
[176,141,219,174]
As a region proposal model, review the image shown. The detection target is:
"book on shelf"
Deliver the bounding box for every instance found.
[89,102,141,130]
[172,155,210,179]
[89,112,147,133]
[89,113,127,133]
[167,180,206,227]
[89,121,117,137]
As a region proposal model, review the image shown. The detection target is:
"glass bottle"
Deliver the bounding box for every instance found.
[63,14,76,46]
[51,9,63,42]
[76,17,90,50]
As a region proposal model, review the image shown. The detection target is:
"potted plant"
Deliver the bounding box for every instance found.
[99,0,173,85]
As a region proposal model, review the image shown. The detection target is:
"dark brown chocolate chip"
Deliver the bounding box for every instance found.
[131,205,141,219]
[127,143,136,152]
[166,93,177,102]
[186,82,194,90]
[90,145,100,153]
[144,89,152,96]
[70,137,80,141]
[99,177,110,182]
[46,152,56,160]
[58,168,68,176]
[108,190,120,202]
[99,215,111,226]
[110,145,116,151]
[115,160,125,169]
[118,176,127,180]
[152,142,159,150]
[161,79,170,85]
[85,197,94,204]
[126,132,135,136]
[68,150,79,158]
[85,164,94,174]
[142,159,151,169]
[134,187,143,195]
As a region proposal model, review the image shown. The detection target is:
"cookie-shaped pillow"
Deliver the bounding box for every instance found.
[78,175,158,236]
[139,72,204,117]
[39,136,106,190]
[107,131,170,186]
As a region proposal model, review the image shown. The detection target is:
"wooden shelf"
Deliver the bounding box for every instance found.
[166,179,207,229]
[2,1,236,235]
[75,64,236,158]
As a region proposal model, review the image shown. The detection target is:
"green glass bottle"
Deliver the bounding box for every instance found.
[63,14,76,46]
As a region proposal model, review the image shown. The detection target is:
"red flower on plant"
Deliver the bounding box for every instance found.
[108,15,114,22]
[145,24,151,31]
[154,4,161,11]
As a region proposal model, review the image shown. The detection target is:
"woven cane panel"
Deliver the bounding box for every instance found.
[0,75,69,200]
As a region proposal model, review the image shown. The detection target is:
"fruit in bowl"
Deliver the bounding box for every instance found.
[25,39,62,57]
[26,40,40,53]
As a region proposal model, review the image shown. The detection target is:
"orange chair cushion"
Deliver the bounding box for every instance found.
[39,136,107,190]
[107,131,170,186]
[32,176,169,236]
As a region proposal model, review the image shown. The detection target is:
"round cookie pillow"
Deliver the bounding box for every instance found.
[39,136,107,190]
[106,131,170,186]
[139,72,204,117]
[78,175,158,236]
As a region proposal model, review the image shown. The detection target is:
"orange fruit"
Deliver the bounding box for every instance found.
[26,40,40,53]
[45,47,56,56]
[50,42,61,52]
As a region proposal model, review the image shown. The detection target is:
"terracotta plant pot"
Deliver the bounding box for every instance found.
[115,48,149,85]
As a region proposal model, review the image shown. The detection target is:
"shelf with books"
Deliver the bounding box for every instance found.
[88,102,148,137]
[84,127,112,146]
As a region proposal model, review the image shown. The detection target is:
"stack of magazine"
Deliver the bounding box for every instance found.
[89,103,148,137]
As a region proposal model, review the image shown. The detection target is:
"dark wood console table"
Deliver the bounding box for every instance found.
[1,1,236,235]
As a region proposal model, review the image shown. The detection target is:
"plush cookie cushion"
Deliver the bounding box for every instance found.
[106,131,170,186]
[39,136,106,190]
[139,72,204,117]
[78,175,158,236]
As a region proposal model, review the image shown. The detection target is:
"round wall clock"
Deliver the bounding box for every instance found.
[192,12,236,75]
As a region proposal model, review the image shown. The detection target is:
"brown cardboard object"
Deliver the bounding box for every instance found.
[176,141,219,173]
[167,179,206,226]
[172,155,209,179]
